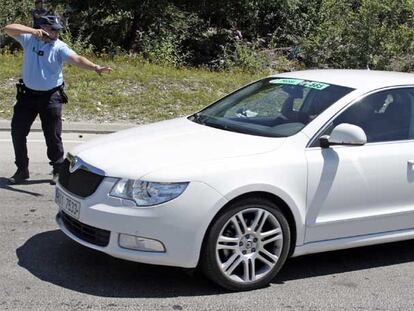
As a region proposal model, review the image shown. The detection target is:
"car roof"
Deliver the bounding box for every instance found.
[273,69,414,90]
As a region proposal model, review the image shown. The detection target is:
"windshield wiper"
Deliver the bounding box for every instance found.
[189,114,236,132]
[191,114,285,137]
[203,118,249,134]
[189,112,207,125]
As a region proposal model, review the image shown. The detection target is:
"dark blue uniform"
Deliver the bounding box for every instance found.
[12,84,66,171]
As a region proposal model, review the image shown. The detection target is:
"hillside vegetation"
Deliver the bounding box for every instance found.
[1,0,414,71]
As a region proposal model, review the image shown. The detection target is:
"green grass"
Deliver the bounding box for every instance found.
[0,53,269,123]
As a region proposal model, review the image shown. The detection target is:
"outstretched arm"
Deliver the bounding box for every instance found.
[67,54,113,75]
[4,23,49,40]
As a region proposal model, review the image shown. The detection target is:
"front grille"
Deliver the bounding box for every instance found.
[60,211,110,247]
[58,159,104,198]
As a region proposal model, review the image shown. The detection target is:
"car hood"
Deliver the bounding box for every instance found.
[70,118,285,179]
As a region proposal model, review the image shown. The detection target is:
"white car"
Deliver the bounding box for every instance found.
[55,69,414,291]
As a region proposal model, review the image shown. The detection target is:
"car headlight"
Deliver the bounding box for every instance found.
[110,179,189,206]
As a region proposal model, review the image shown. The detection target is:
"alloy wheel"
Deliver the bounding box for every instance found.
[215,208,284,284]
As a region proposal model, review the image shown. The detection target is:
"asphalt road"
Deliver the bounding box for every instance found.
[1,130,414,311]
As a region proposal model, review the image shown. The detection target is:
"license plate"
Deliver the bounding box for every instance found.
[55,188,80,219]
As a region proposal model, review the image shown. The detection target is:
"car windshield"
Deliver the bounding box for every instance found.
[189,78,354,137]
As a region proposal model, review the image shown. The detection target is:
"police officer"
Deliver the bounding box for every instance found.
[4,16,112,185]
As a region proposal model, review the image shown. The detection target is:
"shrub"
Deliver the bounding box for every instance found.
[135,4,202,67]
[59,28,94,56]
[302,0,414,70]
[0,0,32,52]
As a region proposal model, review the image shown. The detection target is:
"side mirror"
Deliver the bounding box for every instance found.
[319,123,367,148]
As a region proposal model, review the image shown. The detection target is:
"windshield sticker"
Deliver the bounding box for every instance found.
[301,81,330,90]
[270,78,304,85]
[270,78,330,90]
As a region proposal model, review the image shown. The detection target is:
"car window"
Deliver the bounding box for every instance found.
[189,78,353,137]
[326,88,414,143]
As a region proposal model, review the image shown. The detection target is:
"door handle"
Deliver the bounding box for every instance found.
[408,160,414,165]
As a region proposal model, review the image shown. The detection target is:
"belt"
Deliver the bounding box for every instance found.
[23,85,63,96]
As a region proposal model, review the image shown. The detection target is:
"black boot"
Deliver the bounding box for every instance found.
[9,167,30,185]
[50,163,61,185]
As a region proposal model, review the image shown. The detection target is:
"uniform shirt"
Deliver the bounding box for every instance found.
[32,8,47,28]
[17,34,76,91]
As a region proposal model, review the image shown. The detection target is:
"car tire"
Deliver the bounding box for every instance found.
[200,197,291,291]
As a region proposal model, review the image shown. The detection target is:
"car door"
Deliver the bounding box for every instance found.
[305,87,414,243]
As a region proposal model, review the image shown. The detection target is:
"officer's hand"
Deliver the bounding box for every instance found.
[31,29,50,41]
[94,65,113,76]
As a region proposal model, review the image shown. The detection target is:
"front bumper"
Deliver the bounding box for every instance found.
[55,177,227,268]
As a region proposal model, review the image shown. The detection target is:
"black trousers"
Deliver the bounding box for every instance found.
[11,90,65,170]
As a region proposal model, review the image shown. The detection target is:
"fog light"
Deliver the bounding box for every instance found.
[118,234,166,253]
